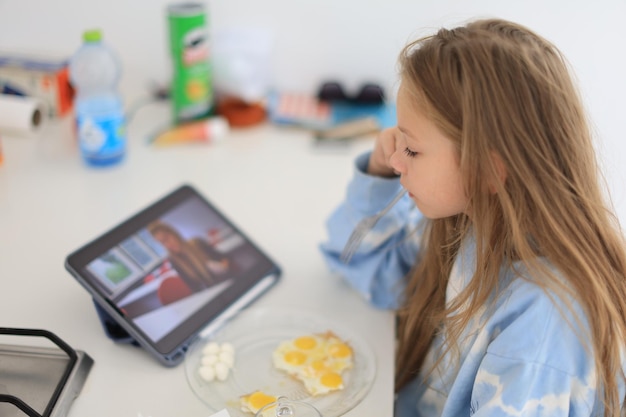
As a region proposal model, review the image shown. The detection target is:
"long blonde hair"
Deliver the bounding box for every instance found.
[395,18,626,414]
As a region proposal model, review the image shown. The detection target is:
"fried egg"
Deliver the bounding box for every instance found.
[301,369,345,395]
[272,331,354,396]
[240,390,277,414]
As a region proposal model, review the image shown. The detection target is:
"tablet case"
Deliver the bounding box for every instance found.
[66,184,281,367]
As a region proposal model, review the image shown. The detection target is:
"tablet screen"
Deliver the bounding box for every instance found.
[65,185,280,364]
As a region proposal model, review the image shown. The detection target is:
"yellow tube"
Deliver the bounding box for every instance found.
[150,117,229,147]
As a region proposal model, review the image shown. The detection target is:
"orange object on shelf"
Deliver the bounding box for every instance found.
[216,97,266,127]
[0,52,74,117]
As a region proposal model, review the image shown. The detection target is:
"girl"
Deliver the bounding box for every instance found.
[321,18,626,416]
[148,221,230,292]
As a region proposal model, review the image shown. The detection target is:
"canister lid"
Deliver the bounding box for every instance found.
[167,2,205,16]
[206,116,230,140]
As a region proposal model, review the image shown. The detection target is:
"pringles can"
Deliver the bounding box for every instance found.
[167,2,213,123]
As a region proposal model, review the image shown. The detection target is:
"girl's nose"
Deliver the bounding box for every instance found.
[389,149,405,175]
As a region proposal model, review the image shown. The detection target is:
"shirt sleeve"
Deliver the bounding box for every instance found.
[319,152,423,309]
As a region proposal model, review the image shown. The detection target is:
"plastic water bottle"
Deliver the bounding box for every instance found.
[69,29,126,166]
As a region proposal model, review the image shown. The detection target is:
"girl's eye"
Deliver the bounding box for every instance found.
[403,147,418,158]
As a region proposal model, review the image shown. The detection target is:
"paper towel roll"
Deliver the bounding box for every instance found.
[0,94,45,135]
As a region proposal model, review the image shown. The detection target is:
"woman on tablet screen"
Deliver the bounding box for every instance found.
[148,221,230,292]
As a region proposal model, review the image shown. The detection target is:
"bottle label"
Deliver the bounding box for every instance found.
[77,112,126,162]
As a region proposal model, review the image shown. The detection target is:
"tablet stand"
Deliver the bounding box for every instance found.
[92,299,140,346]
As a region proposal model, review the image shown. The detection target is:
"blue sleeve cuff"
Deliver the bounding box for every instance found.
[348,152,403,214]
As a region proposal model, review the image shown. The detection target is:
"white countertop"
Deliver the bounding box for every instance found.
[0,101,395,417]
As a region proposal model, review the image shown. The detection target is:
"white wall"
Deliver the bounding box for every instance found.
[1,0,625,224]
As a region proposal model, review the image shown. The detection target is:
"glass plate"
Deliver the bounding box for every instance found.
[185,308,377,417]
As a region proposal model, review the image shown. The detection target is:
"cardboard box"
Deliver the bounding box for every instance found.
[0,52,74,117]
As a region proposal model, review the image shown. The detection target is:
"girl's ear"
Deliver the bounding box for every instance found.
[488,151,508,194]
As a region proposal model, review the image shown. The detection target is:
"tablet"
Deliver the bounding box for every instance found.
[65,184,281,367]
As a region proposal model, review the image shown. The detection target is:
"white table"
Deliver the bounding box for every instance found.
[0,101,395,417]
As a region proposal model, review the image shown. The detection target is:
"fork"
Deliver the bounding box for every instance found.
[340,189,407,263]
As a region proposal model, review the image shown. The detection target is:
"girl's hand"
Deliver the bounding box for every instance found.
[368,127,399,177]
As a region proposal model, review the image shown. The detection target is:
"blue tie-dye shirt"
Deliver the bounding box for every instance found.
[320,152,624,417]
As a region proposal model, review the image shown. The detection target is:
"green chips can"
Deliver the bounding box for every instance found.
[167,2,213,122]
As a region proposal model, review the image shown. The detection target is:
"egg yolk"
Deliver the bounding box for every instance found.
[320,372,343,388]
[328,342,352,358]
[310,359,327,372]
[294,336,317,350]
[284,350,307,365]
[247,391,276,411]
